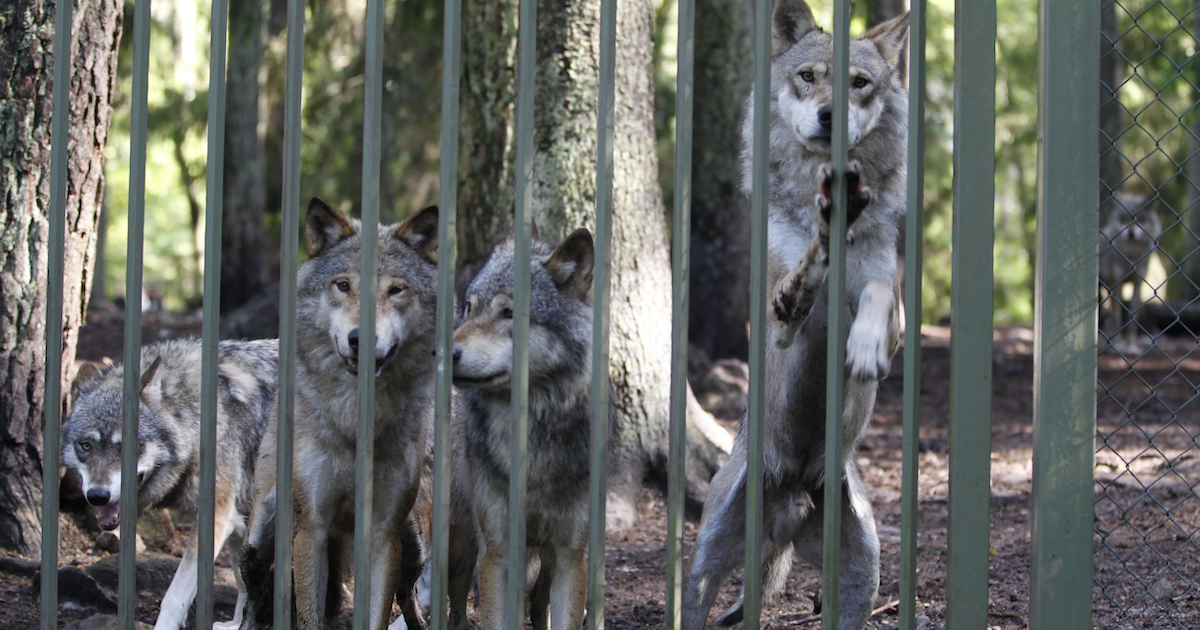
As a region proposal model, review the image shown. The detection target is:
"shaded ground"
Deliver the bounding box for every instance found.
[5,316,1198,629]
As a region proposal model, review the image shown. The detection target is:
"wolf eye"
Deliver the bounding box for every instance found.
[79,441,91,452]
[799,70,815,82]
[335,280,351,293]
[501,307,514,320]
[388,285,404,296]
[853,76,870,88]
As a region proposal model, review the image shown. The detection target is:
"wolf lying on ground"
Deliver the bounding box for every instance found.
[682,1,908,628]
[231,198,440,630]
[446,227,618,630]
[61,338,278,630]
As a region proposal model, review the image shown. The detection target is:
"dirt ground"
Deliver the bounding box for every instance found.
[4,313,1198,629]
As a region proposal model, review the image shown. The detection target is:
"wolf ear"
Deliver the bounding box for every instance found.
[306,197,357,258]
[394,205,440,263]
[545,228,595,299]
[139,356,162,405]
[865,12,910,69]
[71,362,104,399]
[774,0,818,53]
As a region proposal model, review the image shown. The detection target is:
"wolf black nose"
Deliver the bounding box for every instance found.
[818,105,832,132]
[452,347,462,364]
[348,329,359,352]
[86,488,110,506]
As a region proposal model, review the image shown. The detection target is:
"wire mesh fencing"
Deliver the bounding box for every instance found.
[1096,1,1200,627]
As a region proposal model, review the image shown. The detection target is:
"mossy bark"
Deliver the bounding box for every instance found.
[0,0,122,554]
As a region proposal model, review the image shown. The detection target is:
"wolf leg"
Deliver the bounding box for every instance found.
[846,279,898,380]
[213,509,248,630]
[793,464,880,630]
[155,522,201,630]
[477,542,507,630]
[393,516,429,630]
[770,237,829,349]
[713,537,795,627]
[547,545,585,630]
[528,548,552,630]
[293,522,331,630]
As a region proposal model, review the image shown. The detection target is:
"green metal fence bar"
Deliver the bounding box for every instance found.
[506,0,537,626]
[429,0,462,628]
[274,0,305,626]
[196,0,230,626]
[665,0,695,626]
[119,0,153,626]
[899,1,926,629]
[352,0,384,626]
[40,0,73,626]
[947,0,995,627]
[1030,0,1099,627]
[742,0,771,627]
[823,0,852,627]
[587,0,617,628]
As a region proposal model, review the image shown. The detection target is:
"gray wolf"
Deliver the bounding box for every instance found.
[445,227,617,630]
[1099,192,1161,352]
[681,1,908,628]
[61,337,278,630]
[230,197,440,630]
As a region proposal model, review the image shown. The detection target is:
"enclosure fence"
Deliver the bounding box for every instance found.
[39,1,1106,630]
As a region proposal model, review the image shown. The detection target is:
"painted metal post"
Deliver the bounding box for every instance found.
[947,0,995,627]
[900,1,927,629]
[1030,0,1099,627]
[119,0,153,626]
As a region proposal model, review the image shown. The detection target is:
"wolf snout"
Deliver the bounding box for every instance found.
[348,328,360,352]
[818,104,832,133]
[452,347,462,364]
[86,487,111,506]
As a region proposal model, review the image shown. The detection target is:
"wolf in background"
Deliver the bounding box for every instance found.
[1099,192,1162,352]
[446,227,618,630]
[682,1,908,628]
[61,338,278,630]
[231,198,440,630]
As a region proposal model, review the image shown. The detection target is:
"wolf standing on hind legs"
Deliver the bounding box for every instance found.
[232,198,441,630]
[682,1,907,628]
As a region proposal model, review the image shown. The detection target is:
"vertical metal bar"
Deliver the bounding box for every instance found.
[506,0,536,626]
[947,0,995,627]
[1030,0,1099,627]
[352,0,384,626]
[119,0,153,626]
[665,0,695,626]
[41,0,73,627]
[899,1,926,629]
[197,0,230,627]
[743,0,771,627]
[587,0,617,628]
[274,0,305,626]
[823,0,852,628]
[429,0,462,626]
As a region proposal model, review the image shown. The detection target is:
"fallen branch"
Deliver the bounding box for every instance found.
[792,599,900,625]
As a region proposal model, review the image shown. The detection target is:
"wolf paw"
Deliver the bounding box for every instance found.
[816,160,871,250]
[846,313,892,380]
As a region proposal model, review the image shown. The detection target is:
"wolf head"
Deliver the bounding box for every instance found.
[452,227,594,392]
[60,357,179,531]
[298,197,440,379]
[768,0,909,153]
[1103,193,1162,257]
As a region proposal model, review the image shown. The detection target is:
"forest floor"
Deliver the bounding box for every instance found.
[2,311,1198,629]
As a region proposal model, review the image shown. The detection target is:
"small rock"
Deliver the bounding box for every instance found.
[94,530,145,554]
[915,615,931,630]
[137,509,176,548]
[63,613,152,630]
[1150,576,1175,601]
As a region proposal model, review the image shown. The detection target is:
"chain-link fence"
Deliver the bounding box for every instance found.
[1096,1,1200,627]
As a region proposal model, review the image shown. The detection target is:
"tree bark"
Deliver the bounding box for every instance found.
[689,0,752,361]
[460,0,732,528]
[0,0,122,555]
[221,0,267,313]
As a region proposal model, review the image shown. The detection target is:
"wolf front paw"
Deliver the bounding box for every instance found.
[846,314,892,380]
[816,160,871,249]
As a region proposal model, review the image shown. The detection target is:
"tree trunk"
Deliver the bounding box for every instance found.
[1183,7,1200,301]
[0,0,122,555]
[221,0,267,313]
[460,0,732,528]
[1100,0,1123,212]
[689,0,752,362]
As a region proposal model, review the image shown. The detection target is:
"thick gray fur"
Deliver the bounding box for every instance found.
[682,1,909,628]
[61,338,278,630]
